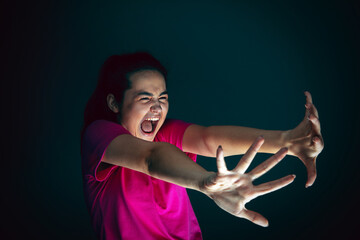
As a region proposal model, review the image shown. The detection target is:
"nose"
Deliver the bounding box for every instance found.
[150,102,162,113]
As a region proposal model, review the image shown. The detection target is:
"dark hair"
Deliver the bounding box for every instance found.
[81,52,167,138]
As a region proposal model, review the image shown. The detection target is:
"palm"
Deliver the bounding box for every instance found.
[202,137,295,227]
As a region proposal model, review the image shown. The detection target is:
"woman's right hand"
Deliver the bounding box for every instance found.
[200,136,295,227]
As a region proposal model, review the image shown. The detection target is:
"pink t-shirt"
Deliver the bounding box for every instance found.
[81,119,202,240]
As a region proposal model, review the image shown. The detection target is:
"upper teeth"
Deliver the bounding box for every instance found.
[146,118,159,121]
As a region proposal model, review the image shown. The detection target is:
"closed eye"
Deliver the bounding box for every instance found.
[159,96,168,102]
[139,97,151,102]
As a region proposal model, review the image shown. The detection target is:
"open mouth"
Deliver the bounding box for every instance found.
[140,117,160,135]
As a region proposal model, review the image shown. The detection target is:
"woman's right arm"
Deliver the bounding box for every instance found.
[102,134,295,227]
[102,134,212,190]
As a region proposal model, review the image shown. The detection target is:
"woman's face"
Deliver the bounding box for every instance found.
[120,70,169,142]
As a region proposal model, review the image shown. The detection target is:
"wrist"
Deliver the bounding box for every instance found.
[281,130,295,156]
[197,171,216,195]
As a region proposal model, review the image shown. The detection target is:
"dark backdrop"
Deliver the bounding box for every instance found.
[1,0,359,239]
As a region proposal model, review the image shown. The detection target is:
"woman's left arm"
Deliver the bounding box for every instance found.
[183,91,324,188]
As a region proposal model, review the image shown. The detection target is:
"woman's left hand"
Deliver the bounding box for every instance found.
[285,91,324,188]
[201,137,295,227]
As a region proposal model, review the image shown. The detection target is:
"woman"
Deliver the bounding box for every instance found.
[81,52,323,240]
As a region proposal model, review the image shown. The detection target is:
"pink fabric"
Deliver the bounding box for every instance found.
[81,119,202,240]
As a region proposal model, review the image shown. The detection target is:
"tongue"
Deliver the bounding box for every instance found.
[141,120,153,133]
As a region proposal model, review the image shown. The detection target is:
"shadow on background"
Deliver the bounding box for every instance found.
[1,0,359,239]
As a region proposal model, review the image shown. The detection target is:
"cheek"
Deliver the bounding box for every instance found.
[135,104,150,116]
[125,104,148,122]
[162,103,169,114]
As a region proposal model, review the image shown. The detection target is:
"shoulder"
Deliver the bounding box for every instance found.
[87,119,124,131]
[158,119,192,134]
[155,119,193,148]
[162,119,192,129]
[84,120,129,136]
[82,120,130,150]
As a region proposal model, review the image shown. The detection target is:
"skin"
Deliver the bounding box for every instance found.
[204,137,295,227]
[103,69,324,226]
[107,70,169,142]
[182,91,323,188]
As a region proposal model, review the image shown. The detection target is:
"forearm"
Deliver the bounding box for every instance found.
[203,126,290,157]
[147,142,213,191]
[103,135,212,191]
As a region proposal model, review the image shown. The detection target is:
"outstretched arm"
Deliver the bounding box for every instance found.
[183,91,324,187]
[103,134,294,226]
[102,134,211,190]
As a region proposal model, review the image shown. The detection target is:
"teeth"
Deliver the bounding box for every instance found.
[145,117,160,121]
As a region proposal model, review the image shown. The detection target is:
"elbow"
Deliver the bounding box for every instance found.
[202,126,218,157]
[144,149,154,175]
[144,142,162,176]
[144,142,175,178]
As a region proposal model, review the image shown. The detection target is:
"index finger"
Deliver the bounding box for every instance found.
[216,145,228,174]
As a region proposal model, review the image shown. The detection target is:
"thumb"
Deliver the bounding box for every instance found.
[305,157,317,188]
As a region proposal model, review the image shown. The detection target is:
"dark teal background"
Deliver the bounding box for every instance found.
[1,0,359,239]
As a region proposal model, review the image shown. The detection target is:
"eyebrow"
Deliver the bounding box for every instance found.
[135,91,168,97]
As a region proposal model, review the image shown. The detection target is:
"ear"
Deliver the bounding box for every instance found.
[107,94,119,113]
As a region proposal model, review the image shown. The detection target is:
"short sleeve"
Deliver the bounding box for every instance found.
[81,120,130,181]
[155,119,197,162]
